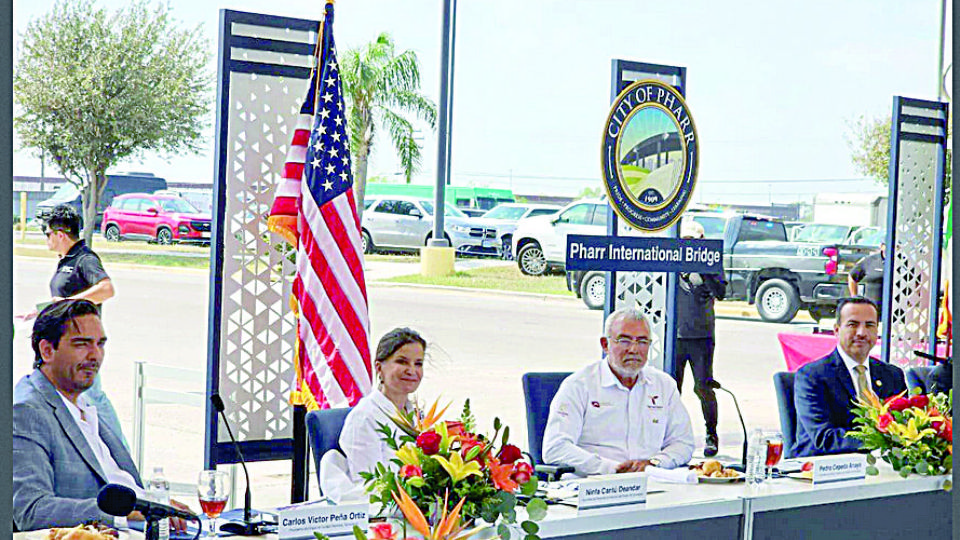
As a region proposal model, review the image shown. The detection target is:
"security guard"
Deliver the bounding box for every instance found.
[40,204,125,447]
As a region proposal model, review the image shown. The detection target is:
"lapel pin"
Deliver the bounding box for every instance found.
[876,380,882,387]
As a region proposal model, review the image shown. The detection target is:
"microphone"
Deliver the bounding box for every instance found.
[98,483,198,520]
[211,394,270,536]
[705,379,748,470]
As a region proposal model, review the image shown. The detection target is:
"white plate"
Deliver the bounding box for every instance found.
[697,471,745,483]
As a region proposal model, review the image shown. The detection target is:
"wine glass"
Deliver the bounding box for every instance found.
[765,432,784,480]
[197,470,230,537]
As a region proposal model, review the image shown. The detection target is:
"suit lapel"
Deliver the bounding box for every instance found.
[832,352,857,402]
[868,359,896,399]
[99,422,142,487]
[31,371,109,484]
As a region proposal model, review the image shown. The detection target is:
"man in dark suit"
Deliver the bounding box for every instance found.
[793,297,906,457]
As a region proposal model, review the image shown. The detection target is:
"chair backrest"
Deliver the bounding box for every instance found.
[773,372,797,459]
[522,372,572,466]
[306,407,353,493]
[906,366,934,394]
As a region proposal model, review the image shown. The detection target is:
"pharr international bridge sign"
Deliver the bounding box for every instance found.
[570,78,720,273]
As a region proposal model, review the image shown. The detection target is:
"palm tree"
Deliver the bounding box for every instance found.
[341,33,437,217]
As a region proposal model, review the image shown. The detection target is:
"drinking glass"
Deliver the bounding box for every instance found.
[765,432,784,480]
[197,470,230,537]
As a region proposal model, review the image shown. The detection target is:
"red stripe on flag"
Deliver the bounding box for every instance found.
[317,195,368,300]
[299,214,371,371]
[294,275,366,404]
[291,129,311,148]
[283,162,305,181]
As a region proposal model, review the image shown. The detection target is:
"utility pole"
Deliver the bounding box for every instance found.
[431,0,457,247]
[936,0,947,100]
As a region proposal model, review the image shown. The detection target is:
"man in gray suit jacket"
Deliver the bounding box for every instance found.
[13,299,143,530]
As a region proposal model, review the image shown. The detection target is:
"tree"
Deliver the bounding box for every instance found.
[340,33,437,218]
[14,0,211,243]
[847,115,951,198]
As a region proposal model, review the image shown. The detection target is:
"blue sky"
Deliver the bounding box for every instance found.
[12,0,952,203]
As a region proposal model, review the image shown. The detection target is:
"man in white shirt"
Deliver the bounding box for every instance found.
[13,299,189,531]
[542,308,695,476]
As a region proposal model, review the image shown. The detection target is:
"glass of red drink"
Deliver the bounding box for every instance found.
[198,470,230,537]
[765,433,784,480]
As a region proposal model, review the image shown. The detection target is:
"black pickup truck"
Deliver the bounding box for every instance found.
[567,213,873,323]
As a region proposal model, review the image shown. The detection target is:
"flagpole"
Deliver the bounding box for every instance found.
[430,0,457,248]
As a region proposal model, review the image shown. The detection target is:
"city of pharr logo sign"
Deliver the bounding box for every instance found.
[601,79,699,232]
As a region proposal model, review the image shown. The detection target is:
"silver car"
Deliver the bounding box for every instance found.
[361,195,499,256]
[473,203,562,259]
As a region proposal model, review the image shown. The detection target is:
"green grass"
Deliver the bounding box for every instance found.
[385,264,574,296]
[15,247,210,269]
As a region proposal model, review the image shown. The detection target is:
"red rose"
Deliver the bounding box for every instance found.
[497,444,523,464]
[370,523,397,540]
[416,431,442,455]
[908,395,929,409]
[399,464,423,478]
[937,419,953,441]
[801,461,814,472]
[886,397,910,412]
[510,461,534,484]
[876,413,894,433]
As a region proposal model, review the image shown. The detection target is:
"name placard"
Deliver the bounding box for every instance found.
[277,501,370,539]
[577,472,647,511]
[813,455,867,485]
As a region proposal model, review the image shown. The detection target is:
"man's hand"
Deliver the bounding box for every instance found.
[126,510,145,522]
[169,499,193,533]
[615,459,652,473]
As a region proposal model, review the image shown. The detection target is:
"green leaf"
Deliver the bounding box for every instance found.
[943,479,953,492]
[497,523,512,540]
[866,453,877,465]
[352,525,368,540]
[525,497,548,521]
[520,479,538,497]
[521,521,540,534]
[494,417,502,431]
[915,460,930,475]
[899,467,911,478]
[314,533,331,540]
[498,491,517,512]
[525,535,539,540]
[866,465,880,476]
[502,426,511,446]
[481,505,500,524]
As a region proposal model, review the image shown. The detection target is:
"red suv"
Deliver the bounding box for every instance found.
[101,192,212,244]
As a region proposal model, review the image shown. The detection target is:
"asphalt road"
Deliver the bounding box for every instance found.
[12,256,817,506]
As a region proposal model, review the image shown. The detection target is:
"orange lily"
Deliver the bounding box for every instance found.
[390,486,490,540]
[487,457,519,492]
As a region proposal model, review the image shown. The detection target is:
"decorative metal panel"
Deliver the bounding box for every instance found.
[884,99,948,368]
[207,11,320,467]
[613,222,668,370]
[218,70,305,442]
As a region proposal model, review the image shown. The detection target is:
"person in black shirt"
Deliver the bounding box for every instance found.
[848,242,885,310]
[672,220,727,457]
[37,204,126,447]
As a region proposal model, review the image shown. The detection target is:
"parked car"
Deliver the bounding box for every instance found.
[474,203,562,259]
[793,223,854,244]
[101,193,212,244]
[36,173,168,227]
[847,226,885,247]
[511,198,608,276]
[360,195,499,256]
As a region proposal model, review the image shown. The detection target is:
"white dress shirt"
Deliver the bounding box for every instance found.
[542,360,694,476]
[838,346,871,396]
[339,389,411,483]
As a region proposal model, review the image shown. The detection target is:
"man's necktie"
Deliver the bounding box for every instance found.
[855,365,871,402]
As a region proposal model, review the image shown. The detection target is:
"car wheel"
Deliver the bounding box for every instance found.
[579,271,606,310]
[755,278,800,323]
[500,235,513,260]
[104,224,121,242]
[517,242,547,276]
[361,230,374,254]
[156,227,173,245]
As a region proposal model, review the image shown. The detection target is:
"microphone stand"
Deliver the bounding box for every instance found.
[709,380,748,471]
[211,394,271,536]
[144,518,159,540]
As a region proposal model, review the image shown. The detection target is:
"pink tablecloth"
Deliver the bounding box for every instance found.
[778,332,948,372]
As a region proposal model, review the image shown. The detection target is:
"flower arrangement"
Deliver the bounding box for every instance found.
[359,398,548,540]
[846,388,952,480]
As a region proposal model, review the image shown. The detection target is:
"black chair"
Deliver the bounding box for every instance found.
[773,372,797,459]
[305,407,353,495]
[906,366,935,394]
[521,372,574,480]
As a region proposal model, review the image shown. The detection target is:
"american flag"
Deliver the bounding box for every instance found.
[268,3,372,409]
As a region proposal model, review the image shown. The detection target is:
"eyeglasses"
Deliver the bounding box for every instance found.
[611,336,652,347]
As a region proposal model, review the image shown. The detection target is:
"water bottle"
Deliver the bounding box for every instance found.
[146,466,171,540]
[745,429,766,487]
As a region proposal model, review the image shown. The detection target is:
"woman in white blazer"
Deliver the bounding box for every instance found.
[320,328,425,502]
